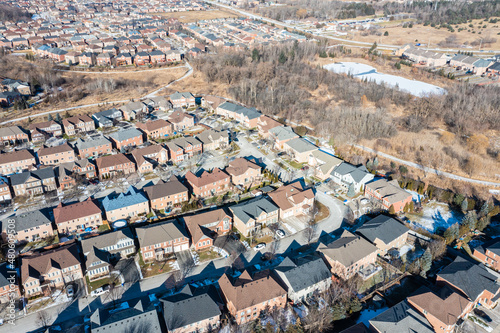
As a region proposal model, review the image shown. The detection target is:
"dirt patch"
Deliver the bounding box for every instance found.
[154,9,238,23]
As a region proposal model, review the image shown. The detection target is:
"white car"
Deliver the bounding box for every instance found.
[90,286,109,297]
[66,285,74,298]
[276,230,286,238]
[253,243,266,251]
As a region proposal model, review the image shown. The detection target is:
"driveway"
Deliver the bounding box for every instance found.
[214,235,246,255]
[176,250,195,271]
[114,258,141,284]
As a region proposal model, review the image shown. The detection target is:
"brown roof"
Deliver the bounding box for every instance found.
[136,119,172,133]
[0,149,35,165]
[182,208,231,244]
[408,286,471,326]
[28,120,60,131]
[185,168,230,188]
[203,96,226,109]
[144,177,188,200]
[225,158,260,177]
[218,270,286,311]
[258,115,282,133]
[62,114,93,127]
[96,153,132,169]
[38,143,74,157]
[169,110,193,124]
[53,198,102,224]
[21,243,81,283]
[268,181,314,211]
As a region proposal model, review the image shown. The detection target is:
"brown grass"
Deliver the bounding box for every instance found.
[154,9,238,23]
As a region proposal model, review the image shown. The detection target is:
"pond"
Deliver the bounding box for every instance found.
[324,62,446,97]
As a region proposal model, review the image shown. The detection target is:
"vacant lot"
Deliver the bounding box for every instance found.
[155,9,238,22]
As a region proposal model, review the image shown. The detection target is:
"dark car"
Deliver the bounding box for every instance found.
[473,309,492,323]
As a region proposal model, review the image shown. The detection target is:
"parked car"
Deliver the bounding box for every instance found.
[276,229,285,238]
[473,309,492,323]
[253,243,266,251]
[66,284,74,298]
[90,285,109,297]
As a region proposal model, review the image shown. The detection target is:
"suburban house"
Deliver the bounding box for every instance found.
[92,108,123,128]
[196,128,229,151]
[136,219,190,262]
[53,198,103,235]
[120,101,148,121]
[144,178,189,211]
[473,240,500,271]
[74,135,112,158]
[283,138,318,163]
[225,157,262,187]
[37,143,76,166]
[369,301,434,333]
[81,227,135,281]
[308,150,342,181]
[331,162,374,192]
[96,153,136,179]
[402,47,449,67]
[0,126,29,146]
[165,136,203,162]
[108,128,144,151]
[182,208,232,251]
[269,126,298,150]
[0,149,36,175]
[142,96,171,111]
[0,263,21,303]
[364,178,413,213]
[268,180,315,220]
[185,168,231,199]
[170,91,196,108]
[1,209,55,244]
[273,256,332,303]
[218,270,287,324]
[161,284,222,333]
[356,215,410,255]
[21,243,83,297]
[131,145,169,173]
[90,299,162,333]
[407,286,472,333]
[437,256,500,309]
[57,159,97,180]
[257,115,283,139]
[102,186,149,222]
[230,197,279,237]
[216,102,262,128]
[62,114,95,135]
[10,167,57,197]
[0,178,11,203]
[168,109,195,131]
[318,229,378,280]
[29,120,62,140]
[136,119,173,139]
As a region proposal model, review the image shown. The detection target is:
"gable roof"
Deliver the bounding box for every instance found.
[1,209,52,233]
[81,227,134,255]
[230,197,278,225]
[102,186,148,212]
[332,162,371,183]
[369,301,434,333]
[356,215,409,246]
[144,177,188,200]
[182,208,231,245]
[218,101,261,120]
[274,256,331,292]
[96,153,132,169]
[53,198,101,224]
[365,178,412,205]
[269,126,298,141]
[38,143,74,157]
[185,168,229,188]
[0,149,35,165]
[108,127,142,142]
[75,135,111,151]
[285,137,318,154]
[267,180,314,211]
[136,219,188,248]
[10,167,55,186]
[225,157,260,177]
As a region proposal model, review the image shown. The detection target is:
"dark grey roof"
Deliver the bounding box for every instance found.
[75,135,111,150]
[318,229,378,267]
[369,301,434,333]
[332,162,371,183]
[218,101,261,120]
[0,262,15,288]
[274,256,331,292]
[108,128,142,142]
[1,209,52,233]
[136,219,188,248]
[229,197,278,225]
[144,178,188,200]
[437,256,500,301]
[356,215,409,246]
[10,167,55,186]
[161,285,221,331]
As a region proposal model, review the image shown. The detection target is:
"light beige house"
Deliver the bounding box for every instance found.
[268,181,315,219]
[53,198,103,235]
[102,186,150,222]
[356,215,410,255]
[225,157,262,187]
[1,210,55,244]
[308,150,342,181]
[230,197,279,237]
[37,143,76,166]
[283,138,318,164]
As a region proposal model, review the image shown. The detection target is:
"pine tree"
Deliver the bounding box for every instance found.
[480,200,491,217]
[461,211,478,231]
[444,223,459,243]
[278,51,287,64]
[47,113,53,121]
[389,205,396,215]
[55,113,62,122]
[251,48,260,62]
[420,247,432,278]
[477,216,491,231]
[347,183,356,197]
[461,198,468,212]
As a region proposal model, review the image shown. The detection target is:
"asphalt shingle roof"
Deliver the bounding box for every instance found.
[356,215,409,246]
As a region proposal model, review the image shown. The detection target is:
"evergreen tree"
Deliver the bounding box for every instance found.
[444,223,459,243]
[389,205,396,215]
[454,193,465,206]
[251,48,260,62]
[278,51,287,64]
[480,200,491,217]
[461,198,468,212]
[461,211,478,230]
[47,114,53,121]
[420,247,432,278]
[477,216,491,231]
[55,113,62,122]
[347,183,356,197]
[372,157,379,168]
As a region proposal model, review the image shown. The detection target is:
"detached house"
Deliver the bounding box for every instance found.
[96,153,136,179]
[108,128,144,151]
[225,157,261,187]
[284,138,318,163]
[92,108,122,128]
[10,167,57,197]
[1,209,55,244]
[120,101,148,121]
[170,91,195,108]
[196,128,229,151]
[21,243,83,297]
[136,219,189,262]
[0,263,21,303]
[62,114,95,135]
[75,135,112,158]
[131,145,169,173]
[0,126,29,146]
[356,215,410,255]
[216,102,262,128]
[102,186,149,222]
[29,120,62,141]
[37,143,76,165]
[182,208,232,251]
[473,240,500,271]
[308,150,342,181]
[136,119,173,139]
[185,168,231,199]
[269,126,299,150]
[230,197,279,237]
[168,109,195,131]
[0,149,36,175]
[370,301,434,333]
[364,179,412,213]
[257,115,283,139]
[165,136,203,162]
[144,178,189,211]
[268,180,314,219]
[53,198,103,235]
[331,162,374,192]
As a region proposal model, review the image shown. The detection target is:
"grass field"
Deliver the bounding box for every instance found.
[154,9,238,23]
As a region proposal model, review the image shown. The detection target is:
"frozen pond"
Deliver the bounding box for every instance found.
[407,201,463,232]
[324,62,446,97]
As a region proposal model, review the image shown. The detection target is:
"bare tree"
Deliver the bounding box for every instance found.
[36,310,52,329]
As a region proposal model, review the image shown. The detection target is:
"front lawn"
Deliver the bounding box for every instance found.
[313,201,330,223]
[87,276,113,292]
[198,249,221,262]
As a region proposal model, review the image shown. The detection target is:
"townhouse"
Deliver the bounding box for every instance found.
[10,167,57,197]
[21,243,83,297]
[283,138,318,164]
[308,150,342,181]
[102,186,149,222]
[0,149,36,175]
[136,219,190,262]
[28,120,62,141]
[196,128,229,151]
[168,109,195,131]
[74,135,112,158]
[0,263,21,303]
[53,198,103,235]
[230,197,279,237]
[182,208,232,251]
[108,128,144,151]
[268,181,314,219]
[364,178,413,213]
[216,102,262,128]
[185,168,231,199]
[37,143,76,165]
[0,126,29,146]
[62,114,95,135]
[356,215,410,255]
[269,126,299,150]
[170,91,195,108]
[144,178,189,211]
[218,270,287,325]
[96,153,136,179]
[165,136,203,163]
[136,119,173,139]
[225,157,262,187]
[1,209,55,244]
[331,162,374,192]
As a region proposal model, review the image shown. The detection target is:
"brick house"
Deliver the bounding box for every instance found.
[144,178,189,211]
[57,159,96,179]
[1,209,55,244]
[269,126,298,150]
[168,109,195,131]
[364,179,413,213]
[318,229,378,280]
[134,51,150,65]
[0,263,21,303]
[230,197,279,237]
[356,215,410,255]
[62,114,95,135]
[0,178,11,203]
[96,52,114,66]
[102,186,149,222]
[96,153,136,179]
[131,145,169,171]
[216,102,262,128]
[79,52,96,66]
[170,91,195,108]
[108,128,144,151]
[74,135,112,158]
[37,143,76,165]
[10,168,57,197]
[29,120,62,141]
[0,149,36,175]
[0,126,29,146]
[196,128,229,151]
[185,168,231,199]
[165,136,203,163]
[268,180,314,219]
[182,208,232,251]
[473,240,500,271]
[116,52,133,66]
[21,243,83,297]
[136,119,173,139]
[218,270,287,325]
[225,157,261,187]
[53,198,102,235]
[283,138,318,164]
[150,50,166,63]
[136,219,189,262]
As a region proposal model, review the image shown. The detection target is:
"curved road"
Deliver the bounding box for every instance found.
[355,144,500,187]
[0,61,192,126]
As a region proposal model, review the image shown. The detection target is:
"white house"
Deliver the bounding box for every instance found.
[331,162,374,192]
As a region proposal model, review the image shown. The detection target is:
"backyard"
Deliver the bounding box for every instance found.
[406,201,463,233]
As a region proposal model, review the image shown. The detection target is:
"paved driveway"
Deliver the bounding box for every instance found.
[214,235,246,255]
[114,258,141,284]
